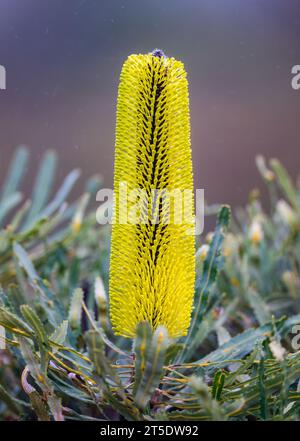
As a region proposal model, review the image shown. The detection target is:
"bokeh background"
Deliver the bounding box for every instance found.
[0,0,300,210]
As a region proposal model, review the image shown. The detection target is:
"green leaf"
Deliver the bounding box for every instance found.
[197,324,273,374]
[1,146,29,201]
[23,150,57,230]
[0,192,23,226]
[50,320,68,347]
[189,376,225,420]
[85,329,122,396]
[216,326,231,346]
[41,169,81,219]
[224,352,300,416]
[20,305,50,374]
[178,205,231,362]
[258,356,268,420]
[68,288,83,334]
[6,283,26,313]
[247,287,271,325]
[270,159,300,212]
[133,321,152,395]
[18,336,45,385]
[9,199,31,231]
[0,306,33,336]
[13,242,39,282]
[20,305,48,345]
[19,337,63,420]
[134,325,169,410]
[164,343,184,365]
[212,370,226,401]
[104,392,141,421]
[85,329,107,377]
[196,205,230,318]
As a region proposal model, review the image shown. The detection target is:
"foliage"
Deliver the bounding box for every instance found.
[0,147,300,421]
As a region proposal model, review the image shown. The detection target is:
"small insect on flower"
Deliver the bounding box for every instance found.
[109,50,195,338]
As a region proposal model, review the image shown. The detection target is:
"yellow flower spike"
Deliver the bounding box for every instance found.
[109,49,195,338]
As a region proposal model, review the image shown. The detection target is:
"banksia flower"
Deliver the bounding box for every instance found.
[249,218,264,245]
[109,50,195,338]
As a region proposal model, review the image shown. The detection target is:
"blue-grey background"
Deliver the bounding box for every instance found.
[0,0,300,209]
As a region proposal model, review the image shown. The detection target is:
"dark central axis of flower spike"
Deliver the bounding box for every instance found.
[145,49,169,326]
[149,49,168,268]
[144,49,166,266]
[135,48,170,328]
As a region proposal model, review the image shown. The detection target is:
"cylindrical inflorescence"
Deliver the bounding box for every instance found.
[109,50,195,338]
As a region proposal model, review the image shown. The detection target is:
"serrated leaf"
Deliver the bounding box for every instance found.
[50,320,68,347]
[20,305,50,373]
[18,336,45,385]
[19,337,64,421]
[6,284,25,313]
[134,325,169,410]
[133,321,152,395]
[189,375,225,420]
[21,305,49,347]
[85,329,106,377]
[85,329,121,391]
[68,288,83,334]
[0,306,33,336]
[224,352,300,416]
[212,370,226,400]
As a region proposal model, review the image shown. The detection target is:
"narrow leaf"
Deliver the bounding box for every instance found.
[23,150,57,229]
[134,325,169,410]
[68,288,83,334]
[1,146,29,201]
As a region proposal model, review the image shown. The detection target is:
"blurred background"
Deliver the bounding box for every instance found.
[0,0,300,209]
